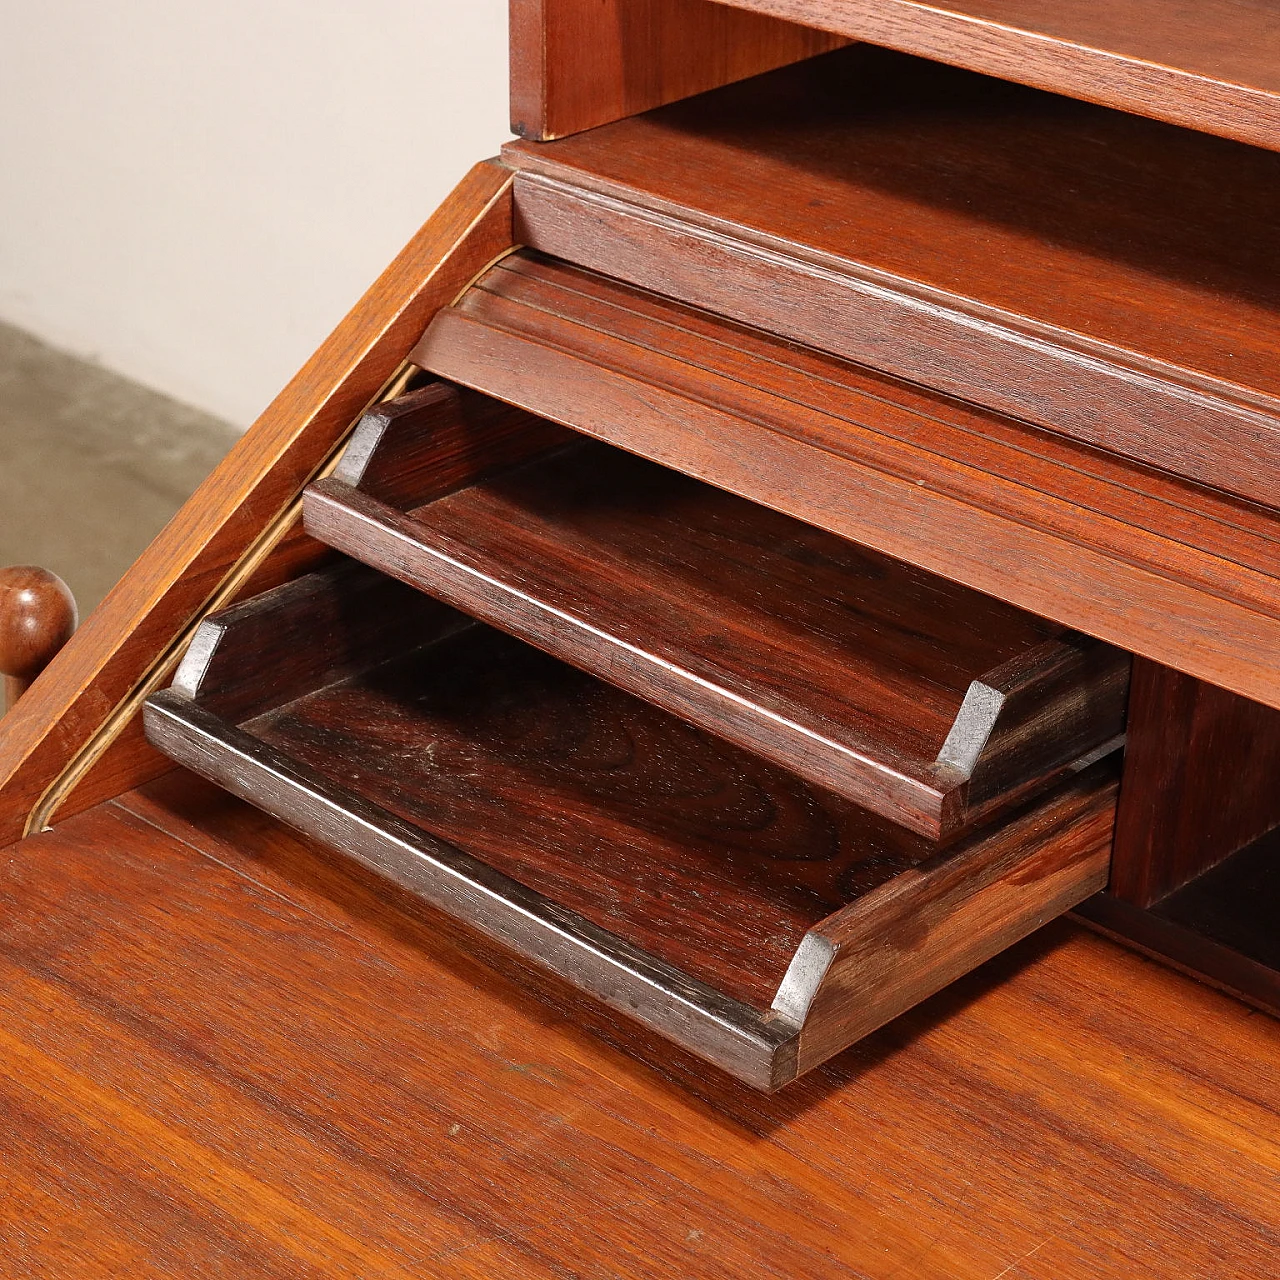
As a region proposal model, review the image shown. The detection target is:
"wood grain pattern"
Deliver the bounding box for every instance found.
[785,768,1115,1074]
[708,0,1280,150]
[0,160,516,844]
[413,251,1280,710]
[330,379,572,508]
[307,419,1128,838]
[146,681,799,1089]
[510,0,843,138]
[503,46,1280,505]
[1109,659,1280,908]
[1,774,1277,1276]
[143,564,1115,1085]
[0,567,77,713]
[167,560,470,726]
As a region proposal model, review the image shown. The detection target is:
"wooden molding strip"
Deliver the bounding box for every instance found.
[412,251,1280,709]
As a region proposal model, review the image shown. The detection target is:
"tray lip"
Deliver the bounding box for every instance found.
[144,687,801,1091]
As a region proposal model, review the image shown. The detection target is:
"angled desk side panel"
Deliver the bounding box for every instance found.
[0,161,518,844]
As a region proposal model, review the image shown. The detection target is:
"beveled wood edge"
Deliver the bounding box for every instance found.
[329,382,463,489]
[778,761,1118,1074]
[171,562,472,722]
[328,372,572,511]
[938,637,1129,774]
[143,691,799,1090]
[170,564,375,702]
[943,639,1131,823]
[504,170,1280,506]
[0,160,521,844]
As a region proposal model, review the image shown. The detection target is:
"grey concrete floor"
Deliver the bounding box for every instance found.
[0,321,239,620]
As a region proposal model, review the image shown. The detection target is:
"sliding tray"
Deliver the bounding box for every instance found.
[144,563,1117,1089]
[304,383,1128,841]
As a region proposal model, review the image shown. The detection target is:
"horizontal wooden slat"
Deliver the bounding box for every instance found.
[709,0,1280,151]
[503,46,1280,505]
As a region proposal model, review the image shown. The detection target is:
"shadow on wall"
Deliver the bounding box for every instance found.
[0,321,239,619]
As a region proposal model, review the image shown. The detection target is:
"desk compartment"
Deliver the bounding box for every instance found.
[145,562,1116,1088]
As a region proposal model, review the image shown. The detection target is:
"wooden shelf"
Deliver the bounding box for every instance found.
[413,251,1280,713]
[305,384,1128,841]
[712,0,1280,151]
[143,562,1117,1089]
[502,45,1280,508]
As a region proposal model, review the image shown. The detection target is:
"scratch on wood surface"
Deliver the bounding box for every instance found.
[991,1237,1050,1278]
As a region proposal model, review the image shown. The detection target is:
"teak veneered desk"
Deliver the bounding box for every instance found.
[2,3,1277,1274]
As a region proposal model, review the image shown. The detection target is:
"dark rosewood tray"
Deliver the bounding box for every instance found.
[304,383,1129,841]
[143,562,1117,1089]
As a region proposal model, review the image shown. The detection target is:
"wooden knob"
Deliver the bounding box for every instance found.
[0,567,77,713]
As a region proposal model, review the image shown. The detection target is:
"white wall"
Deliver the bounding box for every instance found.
[0,1,510,428]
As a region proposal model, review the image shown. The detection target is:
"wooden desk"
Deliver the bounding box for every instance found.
[2,5,1278,1265]
[2,771,1276,1277]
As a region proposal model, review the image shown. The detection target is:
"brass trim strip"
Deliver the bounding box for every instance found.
[448,243,524,309]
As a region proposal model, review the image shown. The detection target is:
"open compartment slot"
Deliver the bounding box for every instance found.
[144,562,1117,1089]
[304,382,1128,841]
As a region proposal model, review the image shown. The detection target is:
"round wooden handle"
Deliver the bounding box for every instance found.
[0,566,78,711]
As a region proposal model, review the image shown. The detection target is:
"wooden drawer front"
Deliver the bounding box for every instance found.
[501,45,1280,509]
[303,383,1128,841]
[145,563,1115,1089]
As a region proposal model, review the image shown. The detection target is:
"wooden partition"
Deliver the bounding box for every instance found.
[510,0,843,137]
